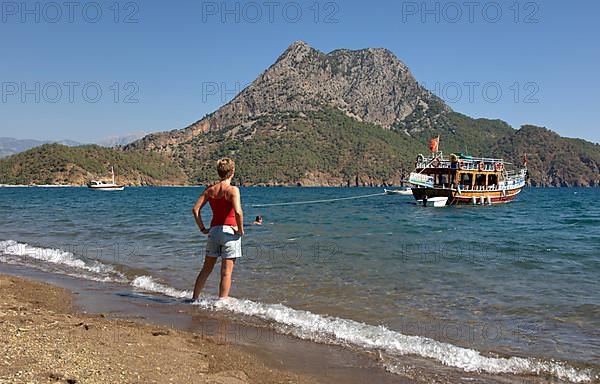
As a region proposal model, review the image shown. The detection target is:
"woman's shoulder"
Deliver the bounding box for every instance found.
[222,185,239,201]
[203,183,219,197]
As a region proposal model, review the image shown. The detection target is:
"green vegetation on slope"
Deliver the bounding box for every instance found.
[396,106,600,186]
[136,107,600,187]
[491,125,600,187]
[2,111,598,187]
[0,144,187,185]
[395,101,517,156]
[175,109,425,185]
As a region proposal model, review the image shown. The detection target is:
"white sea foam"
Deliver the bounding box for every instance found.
[0,240,126,282]
[131,275,192,299]
[192,298,596,383]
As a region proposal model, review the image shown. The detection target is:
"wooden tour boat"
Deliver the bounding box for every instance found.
[408,137,528,206]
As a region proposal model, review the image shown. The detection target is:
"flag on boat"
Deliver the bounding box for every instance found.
[429,136,440,153]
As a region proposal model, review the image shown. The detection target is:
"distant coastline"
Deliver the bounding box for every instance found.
[0,184,80,188]
[1,183,598,189]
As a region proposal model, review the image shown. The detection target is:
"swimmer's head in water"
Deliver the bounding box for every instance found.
[216,158,235,179]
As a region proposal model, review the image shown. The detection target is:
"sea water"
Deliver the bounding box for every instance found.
[1,187,598,382]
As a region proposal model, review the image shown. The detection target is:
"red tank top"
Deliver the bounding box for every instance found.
[209,189,236,227]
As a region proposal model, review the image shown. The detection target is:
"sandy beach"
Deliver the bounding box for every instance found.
[0,274,316,384]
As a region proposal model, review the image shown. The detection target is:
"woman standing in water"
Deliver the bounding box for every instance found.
[192,158,244,300]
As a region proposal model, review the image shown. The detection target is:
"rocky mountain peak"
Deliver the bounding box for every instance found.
[279,40,315,59]
[127,41,450,153]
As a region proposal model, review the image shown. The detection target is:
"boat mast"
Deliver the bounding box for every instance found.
[111,166,115,185]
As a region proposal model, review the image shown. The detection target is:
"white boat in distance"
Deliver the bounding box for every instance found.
[384,187,413,196]
[87,166,125,191]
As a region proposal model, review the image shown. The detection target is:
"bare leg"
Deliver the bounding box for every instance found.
[219,259,236,299]
[192,256,217,300]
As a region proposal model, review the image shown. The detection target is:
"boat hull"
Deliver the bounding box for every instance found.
[412,187,522,205]
[87,186,125,191]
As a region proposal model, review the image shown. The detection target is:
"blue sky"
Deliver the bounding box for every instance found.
[1,0,598,143]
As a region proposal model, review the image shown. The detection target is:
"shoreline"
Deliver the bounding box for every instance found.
[1,254,598,383]
[1,183,598,188]
[0,184,391,188]
[0,273,318,384]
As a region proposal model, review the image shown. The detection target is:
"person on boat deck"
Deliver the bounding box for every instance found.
[439,175,447,186]
[192,158,244,300]
[253,216,263,225]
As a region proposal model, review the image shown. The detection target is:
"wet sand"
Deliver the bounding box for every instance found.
[0,273,317,384]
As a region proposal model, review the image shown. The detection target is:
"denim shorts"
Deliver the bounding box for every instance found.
[205,225,242,259]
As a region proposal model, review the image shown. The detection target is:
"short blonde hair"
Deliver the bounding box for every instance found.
[216,158,235,179]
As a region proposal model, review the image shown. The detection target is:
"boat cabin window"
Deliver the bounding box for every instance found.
[475,174,486,186]
[460,173,472,187]
[488,174,498,187]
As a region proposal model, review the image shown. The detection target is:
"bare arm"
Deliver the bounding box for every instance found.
[192,189,210,234]
[231,187,244,236]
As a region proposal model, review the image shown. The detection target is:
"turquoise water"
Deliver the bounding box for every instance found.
[1,187,598,382]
